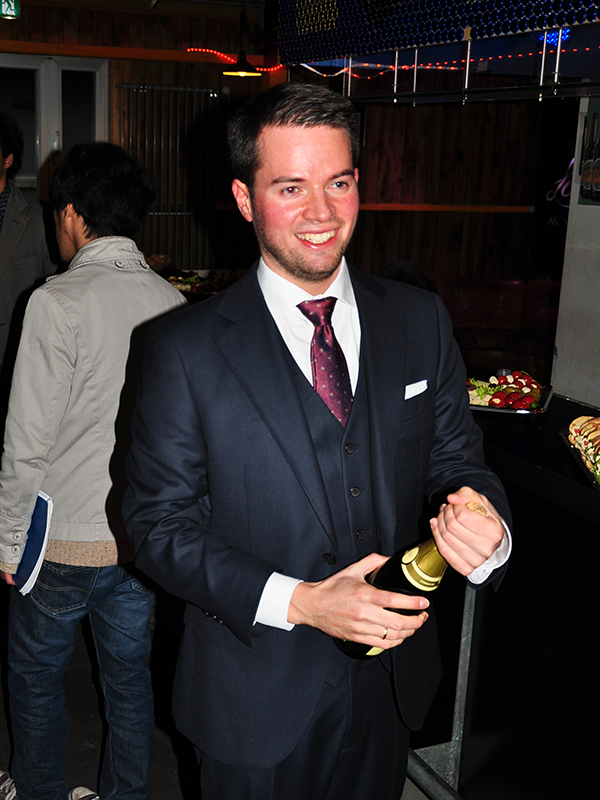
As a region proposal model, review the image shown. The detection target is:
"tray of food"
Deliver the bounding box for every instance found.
[561,416,600,494]
[467,370,552,414]
[165,269,246,296]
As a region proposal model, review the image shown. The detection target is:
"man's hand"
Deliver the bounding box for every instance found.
[287,553,429,651]
[430,486,505,576]
[1,571,16,586]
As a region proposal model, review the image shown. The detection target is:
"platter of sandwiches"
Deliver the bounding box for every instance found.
[563,416,600,491]
[467,370,553,414]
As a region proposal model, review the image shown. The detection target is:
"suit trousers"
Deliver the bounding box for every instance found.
[198,654,410,800]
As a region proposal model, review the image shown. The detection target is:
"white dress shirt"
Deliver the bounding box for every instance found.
[253,258,511,630]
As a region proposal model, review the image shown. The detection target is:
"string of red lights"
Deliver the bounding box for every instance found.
[186,48,285,73]
[186,44,600,78]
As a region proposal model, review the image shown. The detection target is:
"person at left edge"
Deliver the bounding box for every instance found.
[0,142,187,800]
[0,110,53,375]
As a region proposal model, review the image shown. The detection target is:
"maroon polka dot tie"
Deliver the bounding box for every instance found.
[297,296,353,427]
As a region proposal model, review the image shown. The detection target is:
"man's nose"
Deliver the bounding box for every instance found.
[303,189,335,221]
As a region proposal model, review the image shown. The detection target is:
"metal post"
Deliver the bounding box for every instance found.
[413,48,418,94]
[415,585,477,790]
[554,28,563,89]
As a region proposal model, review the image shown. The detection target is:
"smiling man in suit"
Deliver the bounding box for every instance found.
[123,83,511,800]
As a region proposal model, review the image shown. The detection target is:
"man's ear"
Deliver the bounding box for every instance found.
[231,179,253,222]
[62,203,78,222]
[3,153,14,170]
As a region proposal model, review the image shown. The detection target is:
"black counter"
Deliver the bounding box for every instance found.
[458,393,597,800]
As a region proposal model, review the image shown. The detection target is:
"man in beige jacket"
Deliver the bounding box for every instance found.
[0,142,186,800]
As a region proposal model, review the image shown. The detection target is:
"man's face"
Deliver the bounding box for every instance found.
[232,124,359,294]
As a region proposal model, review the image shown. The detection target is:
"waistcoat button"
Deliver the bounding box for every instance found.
[322,553,337,566]
[356,529,366,540]
[350,487,361,497]
[345,443,356,454]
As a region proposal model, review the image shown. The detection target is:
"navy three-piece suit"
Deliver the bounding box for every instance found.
[123,263,510,778]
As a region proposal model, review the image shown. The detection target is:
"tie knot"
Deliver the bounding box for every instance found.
[297,296,337,328]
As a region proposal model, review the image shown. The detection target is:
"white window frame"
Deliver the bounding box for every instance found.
[0,53,108,188]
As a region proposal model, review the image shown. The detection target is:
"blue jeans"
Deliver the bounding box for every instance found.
[8,561,154,800]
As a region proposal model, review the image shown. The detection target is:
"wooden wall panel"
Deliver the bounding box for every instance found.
[347,209,536,283]
[79,10,96,46]
[63,9,81,46]
[111,13,130,49]
[95,11,113,47]
[437,107,460,205]
[28,7,45,43]
[128,12,145,49]
[361,104,382,204]
[45,8,63,44]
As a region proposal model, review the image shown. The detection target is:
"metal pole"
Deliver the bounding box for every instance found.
[347,56,352,97]
[554,28,563,88]
[540,29,548,87]
[413,48,418,94]
[408,750,465,800]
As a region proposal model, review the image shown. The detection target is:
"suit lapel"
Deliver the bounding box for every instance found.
[213,268,336,545]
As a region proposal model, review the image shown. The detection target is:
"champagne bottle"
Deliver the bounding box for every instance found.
[334,537,448,660]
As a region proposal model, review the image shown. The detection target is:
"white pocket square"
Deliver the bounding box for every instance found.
[404,380,428,400]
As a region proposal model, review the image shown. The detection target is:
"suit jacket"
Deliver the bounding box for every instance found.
[123,264,510,770]
[0,182,52,368]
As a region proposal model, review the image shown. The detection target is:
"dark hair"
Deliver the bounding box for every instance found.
[226,83,361,191]
[49,142,156,238]
[0,111,24,179]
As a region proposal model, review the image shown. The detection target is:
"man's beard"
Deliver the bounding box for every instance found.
[252,213,354,286]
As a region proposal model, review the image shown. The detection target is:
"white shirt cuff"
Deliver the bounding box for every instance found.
[467,519,512,585]
[254,572,304,630]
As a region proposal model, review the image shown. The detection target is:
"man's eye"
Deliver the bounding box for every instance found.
[332,181,348,189]
[282,186,299,195]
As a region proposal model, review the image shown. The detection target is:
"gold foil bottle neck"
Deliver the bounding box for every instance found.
[401,537,448,591]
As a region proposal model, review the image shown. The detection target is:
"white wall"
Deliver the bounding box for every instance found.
[552,97,600,409]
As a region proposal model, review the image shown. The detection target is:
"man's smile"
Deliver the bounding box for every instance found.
[296,231,337,245]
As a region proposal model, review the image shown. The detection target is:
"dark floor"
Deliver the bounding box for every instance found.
[0,584,427,799]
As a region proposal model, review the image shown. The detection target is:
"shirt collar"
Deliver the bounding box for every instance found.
[257,256,356,317]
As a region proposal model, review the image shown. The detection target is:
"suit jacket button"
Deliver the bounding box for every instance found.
[350,486,361,497]
[356,529,366,540]
[345,443,356,454]
[322,553,337,566]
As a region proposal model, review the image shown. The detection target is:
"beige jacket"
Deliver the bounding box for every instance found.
[0,236,186,571]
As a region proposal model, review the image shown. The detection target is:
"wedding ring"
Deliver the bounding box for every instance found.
[382,627,388,640]
[467,501,488,517]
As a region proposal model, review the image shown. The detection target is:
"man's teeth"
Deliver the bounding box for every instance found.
[297,231,335,244]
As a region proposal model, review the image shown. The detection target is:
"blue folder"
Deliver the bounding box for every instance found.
[14,491,53,595]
